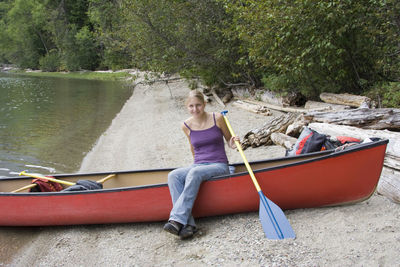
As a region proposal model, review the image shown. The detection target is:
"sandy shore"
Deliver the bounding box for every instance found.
[3,80,400,266]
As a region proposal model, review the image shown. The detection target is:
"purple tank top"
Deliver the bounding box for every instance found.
[184,113,228,164]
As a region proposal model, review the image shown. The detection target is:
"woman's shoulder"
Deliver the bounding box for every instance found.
[214,112,224,126]
[183,117,193,127]
[214,112,223,120]
[181,118,192,135]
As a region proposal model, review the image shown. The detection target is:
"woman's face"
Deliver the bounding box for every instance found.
[186,96,205,117]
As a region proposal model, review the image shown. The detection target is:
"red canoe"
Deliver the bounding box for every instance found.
[0,139,388,226]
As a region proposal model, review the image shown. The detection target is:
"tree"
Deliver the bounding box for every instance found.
[46,0,99,70]
[88,0,133,70]
[221,0,400,98]
[111,0,249,86]
[0,0,100,71]
[2,0,53,68]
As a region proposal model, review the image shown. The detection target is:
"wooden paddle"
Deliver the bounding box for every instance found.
[12,171,116,193]
[221,111,296,239]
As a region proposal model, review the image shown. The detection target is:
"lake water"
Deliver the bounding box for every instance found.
[0,72,132,178]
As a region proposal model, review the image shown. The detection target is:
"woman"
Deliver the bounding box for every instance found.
[163,89,239,239]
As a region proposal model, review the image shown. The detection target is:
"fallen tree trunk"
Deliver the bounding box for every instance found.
[232,100,272,115]
[304,107,400,131]
[308,122,400,204]
[304,100,351,111]
[242,113,302,149]
[241,99,309,113]
[378,168,400,204]
[320,92,371,108]
[285,119,307,137]
[270,132,297,149]
[211,88,226,107]
[222,91,233,104]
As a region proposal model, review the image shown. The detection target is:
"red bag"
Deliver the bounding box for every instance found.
[29,176,64,192]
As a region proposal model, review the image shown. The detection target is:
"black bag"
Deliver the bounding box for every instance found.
[62,180,103,191]
[286,127,327,156]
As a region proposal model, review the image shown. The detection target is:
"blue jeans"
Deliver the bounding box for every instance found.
[167,163,229,227]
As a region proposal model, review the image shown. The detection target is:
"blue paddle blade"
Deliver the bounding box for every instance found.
[258,191,296,239]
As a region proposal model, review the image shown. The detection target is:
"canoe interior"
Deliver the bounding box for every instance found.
[0,150,334,194]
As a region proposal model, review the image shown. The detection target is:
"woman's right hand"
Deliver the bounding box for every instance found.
[229,136,240,149]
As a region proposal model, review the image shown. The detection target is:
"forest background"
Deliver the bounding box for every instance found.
[0,0,399,107]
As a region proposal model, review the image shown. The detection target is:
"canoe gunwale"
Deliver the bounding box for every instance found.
[0,139,389,197]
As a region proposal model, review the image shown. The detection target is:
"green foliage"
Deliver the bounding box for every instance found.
[73,26,99,70]
[382,84,400,108]
[1,0,48,68]
[1,0,400,107]
[261,74,290,94]
[88,0,133,70]
[1,0,98,71]
[367,82,400,108]
[115,0,249,85]
[39,50,60,72]
[64,0,90,28]
[52,2,99,71]
[221,0,400,99]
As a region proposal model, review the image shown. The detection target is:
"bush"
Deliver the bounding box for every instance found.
[366,82,400,108]
[39,52,60,72]
[382,83,400,108]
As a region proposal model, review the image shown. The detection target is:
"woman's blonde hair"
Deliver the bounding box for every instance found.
[186,89,205,105]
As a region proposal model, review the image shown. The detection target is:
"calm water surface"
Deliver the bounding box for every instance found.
[0,73,132,178]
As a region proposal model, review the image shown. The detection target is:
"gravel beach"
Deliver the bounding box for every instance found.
[3,79,400,266]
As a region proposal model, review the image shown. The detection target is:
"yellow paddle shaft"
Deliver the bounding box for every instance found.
[19,171,75,186]
[96,174,116,184]
[11,183,37,193]
[13,172,117,193]
[222,115,262,192]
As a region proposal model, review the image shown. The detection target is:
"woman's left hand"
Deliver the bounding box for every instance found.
[229,136,240,149]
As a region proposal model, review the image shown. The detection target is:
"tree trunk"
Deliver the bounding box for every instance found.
[304,107,400,130]
[242,113,302,149]
[211,88,225,107]
[305,100,351,111]
[232,100,272,115]
[378,168,400,204]
[320,92,371,108]
[240,99,309,113]
[270,132,297,149]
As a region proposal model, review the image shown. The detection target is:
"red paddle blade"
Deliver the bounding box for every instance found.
[258,191,296,239]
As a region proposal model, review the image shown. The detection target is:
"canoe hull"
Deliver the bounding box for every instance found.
[0,140,388,226]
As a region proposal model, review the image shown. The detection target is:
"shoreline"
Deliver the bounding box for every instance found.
[2,79,400,266]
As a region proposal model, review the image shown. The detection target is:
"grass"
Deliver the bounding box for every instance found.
[10,69,133,81]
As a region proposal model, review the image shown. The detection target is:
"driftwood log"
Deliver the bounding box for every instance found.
[240,99,310,113]
[232,100,272,116]
[320,92,371,108]
[241,113,302,149]
[308,122,400,204]
[304,100,351,111]
[270,132,297,149]
[210,88,226,107]
[238,91,399,203]
[379,168,400,203]
[304,107,400,131]
[285,118,307,137]
[222,91,233,104]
